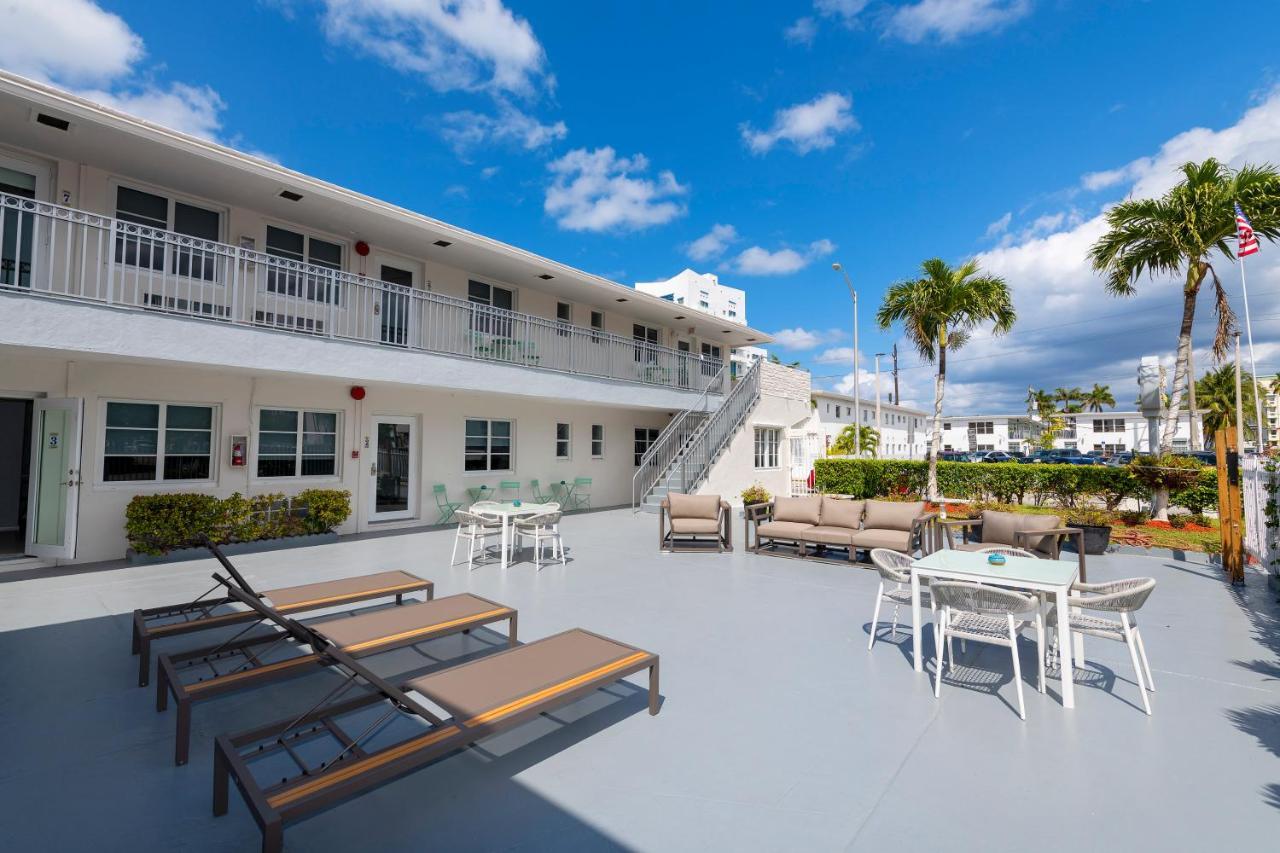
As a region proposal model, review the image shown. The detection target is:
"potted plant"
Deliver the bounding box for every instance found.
[740,483,771,507]
[1065,507,1113,555]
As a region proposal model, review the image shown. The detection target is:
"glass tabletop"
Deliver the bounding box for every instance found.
[911,549,1078,588]
[474,501,557,516]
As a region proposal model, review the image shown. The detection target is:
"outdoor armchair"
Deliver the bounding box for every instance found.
[941,509,1088,580]
[660,493,731,552]
[867,548,935,651]
[513,510,565,568]
[1047,577,1156,714]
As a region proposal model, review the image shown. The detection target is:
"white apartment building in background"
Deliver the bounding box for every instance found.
[634,268,766,372]
[789,391,929,482]
[0,73,776,564]
[941,411,1194,454]
[941,415,1042,454]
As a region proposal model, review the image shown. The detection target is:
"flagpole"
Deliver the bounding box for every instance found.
[1239,251,1267,452]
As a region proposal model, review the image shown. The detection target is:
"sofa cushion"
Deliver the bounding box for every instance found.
[979,510,1060,553]
[667,492,721,520]
[849,528,913,552]
[773,495,822,525]
[756,520,814,540]
[820,496,864,530]
[799,525,856,545]
[1012,512,1062,553]
[863,500,924,532]
[670,517,721,534]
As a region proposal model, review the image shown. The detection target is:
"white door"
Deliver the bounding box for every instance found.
[370,416,416,521]
[0,153,52,290]
[26,397,83,559]
[374,256,419,347]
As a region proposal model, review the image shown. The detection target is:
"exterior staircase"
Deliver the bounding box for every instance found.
[632,360,763,513]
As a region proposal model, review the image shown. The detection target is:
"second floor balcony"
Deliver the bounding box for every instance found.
[0,192,727,397]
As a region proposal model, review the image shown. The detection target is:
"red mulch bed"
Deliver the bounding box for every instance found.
[1144,520,1213,533]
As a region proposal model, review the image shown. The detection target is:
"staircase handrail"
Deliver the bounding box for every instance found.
[631,362,730,508]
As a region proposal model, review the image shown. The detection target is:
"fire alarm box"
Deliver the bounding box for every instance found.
[229,435,248,468]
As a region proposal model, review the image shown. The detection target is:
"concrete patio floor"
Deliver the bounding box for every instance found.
[1,508,1277,852]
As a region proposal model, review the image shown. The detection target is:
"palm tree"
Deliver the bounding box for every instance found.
[1082,383,1116,412]
[1090,159,1280,450]
[1195,364,1258,442]
[1029,388,1056,419]
[829,424,880,457]
[877,258,1016,500]
[1052,387,1077,411]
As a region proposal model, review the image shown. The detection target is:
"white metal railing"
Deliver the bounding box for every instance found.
[0,192,727,394]
[631,362,730,507]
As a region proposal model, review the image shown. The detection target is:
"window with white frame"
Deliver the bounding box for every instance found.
[264,225,343,303]
[555,422,571,459]
[591,424,604,458]
[972,421,994,434]
[103,401,215,482]
[114,185,221,281]
[1092,418,1123,433]
[634,427,660,466]
[754,427,780,469]
[257,409,339,477]
[465,418,513,472]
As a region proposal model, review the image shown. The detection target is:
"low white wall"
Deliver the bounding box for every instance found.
[0,352,669,563]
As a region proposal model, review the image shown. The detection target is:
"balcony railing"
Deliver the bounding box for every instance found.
[0,192,726,394]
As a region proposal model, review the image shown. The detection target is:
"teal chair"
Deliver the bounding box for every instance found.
[550,480,573,505]
[467,484,493,503]
[571,477,592,511]
[498,480,521,501]
[433,484,462,524]
[529,479,552,502]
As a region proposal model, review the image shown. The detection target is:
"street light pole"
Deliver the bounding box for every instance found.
[833,263,859,455]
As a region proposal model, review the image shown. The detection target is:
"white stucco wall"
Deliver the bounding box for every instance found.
[0,352,670,563]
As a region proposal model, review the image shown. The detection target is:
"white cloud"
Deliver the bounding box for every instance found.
[815,0,869,25]
[884,0,1031,44]
[0,0,231,142]
[320,0,550,96]
[0,0,142,86]
[440,99,567,156]
[481,166,501,178]
[984,211,1012,239]
[726,238,836,276]
[686,224,738,262]
[784,16,818,45]
[544,147,687,232]
[443,184,468,198]
[741,92,857,155]
[815,346,855,363]
[771,327,842,351]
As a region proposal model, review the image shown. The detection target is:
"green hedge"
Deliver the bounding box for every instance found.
[125,489,352,555]
[812,458,1217,511]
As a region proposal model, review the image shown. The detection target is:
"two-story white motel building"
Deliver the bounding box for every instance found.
[0,73,771,564]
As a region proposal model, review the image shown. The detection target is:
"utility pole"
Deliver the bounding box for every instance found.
[892,344,900,405]
[874,353,885,453]
[833,263,860,454]
[1187,346,1201,450]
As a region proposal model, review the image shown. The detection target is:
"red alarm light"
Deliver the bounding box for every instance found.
[350,385,366,400]
[354,240,370,257]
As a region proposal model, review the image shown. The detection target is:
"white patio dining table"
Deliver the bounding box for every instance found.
[472,501,557,570]
[910,549,1082,709]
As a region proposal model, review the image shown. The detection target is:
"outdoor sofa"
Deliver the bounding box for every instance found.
[156,546,517,766]
[940,508,1088,580]
[659,493,732,552]
[745,495,938,562]
[208,568,659,853]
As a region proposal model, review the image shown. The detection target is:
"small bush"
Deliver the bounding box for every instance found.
[125,489,351,555]
[1129,454,1202,492]
[1115,509,1150,526]
[740,483,771,505]
[1170,469,1218,514]
[1066,507,1113,528]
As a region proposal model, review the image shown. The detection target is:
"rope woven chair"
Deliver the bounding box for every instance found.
[1047,577,1156,714]
[930,581,1045,720]
[513,511,564,569]
[450,510,502,570]
[976,545,1039,559]
[868,548,934,651]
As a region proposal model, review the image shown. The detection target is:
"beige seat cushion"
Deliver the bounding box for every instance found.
[800,525,856,545]
[953,540,1054,558]
[863,500,924,532]
[849,528,913,552]
[773,495,822,525]
[820,496,864,530]
[670,517,721,534]
[667,493,721,520]
[756,520,815,539]
[978,510,1061,552]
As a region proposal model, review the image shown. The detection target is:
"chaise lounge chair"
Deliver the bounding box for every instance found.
[209,572,659,853]
[131,542,432,687]
[156,551,517,765]
[659,493,732,552]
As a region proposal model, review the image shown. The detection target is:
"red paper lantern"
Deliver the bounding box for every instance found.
[350,385,366,400]
[354,240,370,257]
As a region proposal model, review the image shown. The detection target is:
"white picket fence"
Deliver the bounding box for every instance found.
[1242,456,1278,576]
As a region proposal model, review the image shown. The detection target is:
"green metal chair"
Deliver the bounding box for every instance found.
[529,479,553,502]
[498,480,521,501]
[571,477,592,511]
[433,484,463,524]
[550,480,573,505]
[467,484,493,503]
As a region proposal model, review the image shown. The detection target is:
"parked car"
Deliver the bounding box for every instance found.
[1020,450,1057,464]
[1106,451,1135,467]
[1178,450,1217,466]
[938,451,970,462]
[1047,449,1103,465]
[978,451,1018,463]
[1085,450,1108,460]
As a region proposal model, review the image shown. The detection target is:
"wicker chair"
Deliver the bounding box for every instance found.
[930,581,1045,720]
[976,545,1039,559]
[450,510,502,570]
[867,548,934,651]
[513,511,564,569]
[1047,577,1156,715]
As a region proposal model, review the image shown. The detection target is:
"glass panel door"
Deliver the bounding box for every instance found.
[370,417,415,520]
[26,397,83,559]
[378,264,413,346]
[0,165,38,288]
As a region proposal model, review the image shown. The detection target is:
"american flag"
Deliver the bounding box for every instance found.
[1235,202,1259,258]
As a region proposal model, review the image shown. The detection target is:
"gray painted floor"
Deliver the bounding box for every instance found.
[1,509,1277,851]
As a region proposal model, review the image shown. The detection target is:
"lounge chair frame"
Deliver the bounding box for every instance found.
[130,542,432,686]
[156,588,517,766]
[658,497,732,553]
[209,574,658,853]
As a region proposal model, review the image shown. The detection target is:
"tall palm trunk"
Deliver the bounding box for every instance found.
[928,343,947,502]
[1153,262,1206,520]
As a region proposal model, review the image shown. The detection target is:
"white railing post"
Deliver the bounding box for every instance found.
[104,219,117,305]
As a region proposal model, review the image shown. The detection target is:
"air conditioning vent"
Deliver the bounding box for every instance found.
[278,190,303,202]
[433,240,453,247]
[36,113,71,131]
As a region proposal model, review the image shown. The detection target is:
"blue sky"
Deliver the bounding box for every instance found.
[6,0,1280,412]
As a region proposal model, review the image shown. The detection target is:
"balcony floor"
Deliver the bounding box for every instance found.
[1,510,1277,851]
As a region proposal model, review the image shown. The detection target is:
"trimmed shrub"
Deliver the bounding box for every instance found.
[125,489,352,555]
[1170,469,1218,514]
